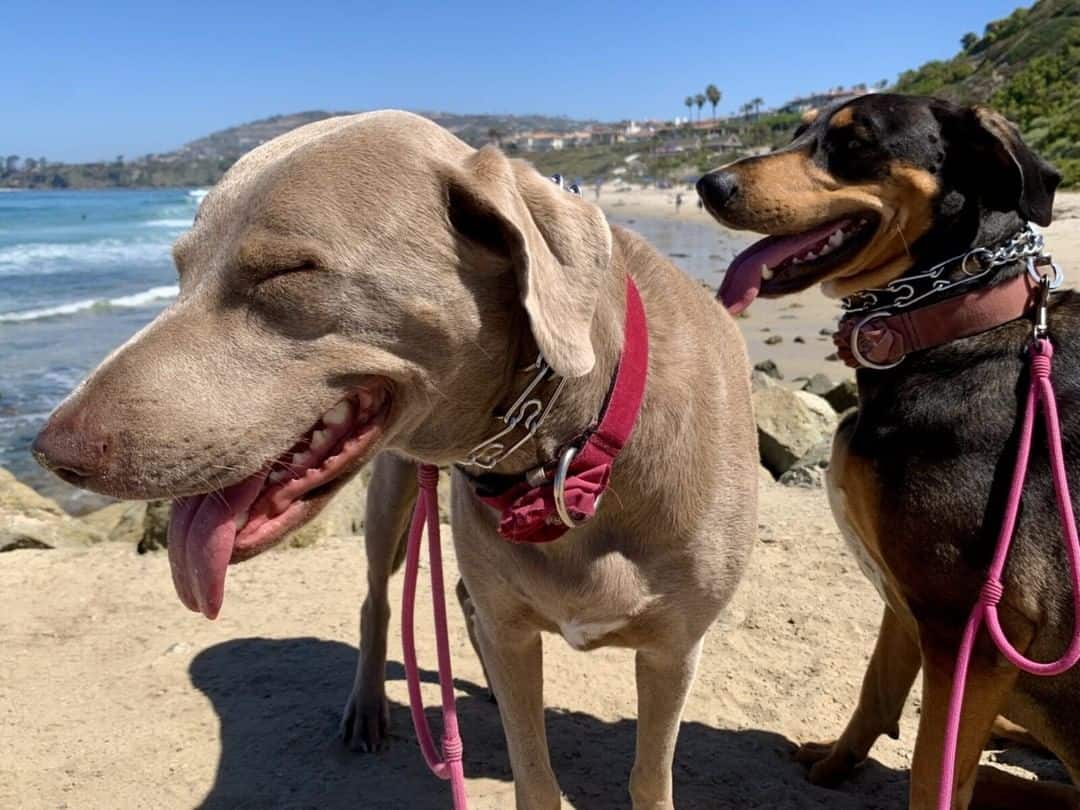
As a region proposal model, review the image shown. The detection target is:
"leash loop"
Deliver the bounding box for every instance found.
[937,331,1080,809]
[401,463,469,809]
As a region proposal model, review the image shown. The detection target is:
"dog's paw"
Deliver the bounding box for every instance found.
[794,740,859,787]
[339,692,391,753]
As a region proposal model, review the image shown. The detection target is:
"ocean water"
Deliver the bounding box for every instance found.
[0,188,203,510]
[0,189,741,512]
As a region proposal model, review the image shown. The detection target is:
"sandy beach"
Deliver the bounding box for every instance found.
[2,189,1079,810]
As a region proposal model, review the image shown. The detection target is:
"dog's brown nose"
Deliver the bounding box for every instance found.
[32,408,112,484]
[697,171,739,211]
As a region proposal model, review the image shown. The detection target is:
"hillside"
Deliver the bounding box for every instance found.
[0,111,597,190]
[895,0,1079,184]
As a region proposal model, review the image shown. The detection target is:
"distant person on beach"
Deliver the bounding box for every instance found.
[675,192,683,213]
[594,181,602,200]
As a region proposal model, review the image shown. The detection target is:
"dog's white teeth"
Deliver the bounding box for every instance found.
[356,390,375,411]
[828,231,844,248]
[311,429,332,451]
[268,469,289,484]
[760,264,774,280]
[804,250,818,261]
[323,401,351,427]
[234,510,249,531]
[292,451,314,468]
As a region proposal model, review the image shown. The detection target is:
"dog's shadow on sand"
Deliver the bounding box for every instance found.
[190,637,907,809]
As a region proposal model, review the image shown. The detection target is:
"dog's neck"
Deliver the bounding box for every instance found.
[842,209,1032,319]
[473,237,628,479]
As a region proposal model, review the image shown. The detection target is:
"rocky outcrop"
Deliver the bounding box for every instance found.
[82,500,171,551]
[0,468,105,551]
[825,379,859,413]
[753,388,838,477]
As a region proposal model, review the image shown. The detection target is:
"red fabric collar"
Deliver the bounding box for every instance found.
[475,275,648,543]
[834,272,1040,369]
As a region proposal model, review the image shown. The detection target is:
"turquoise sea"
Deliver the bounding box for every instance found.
[0,188,739,511]
[0,189,202,509]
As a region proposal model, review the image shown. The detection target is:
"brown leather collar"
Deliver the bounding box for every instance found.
[834,272,1040,369]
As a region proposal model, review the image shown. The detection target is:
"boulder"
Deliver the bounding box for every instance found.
[753,388,838,476]
[801,373,834,397]
[779,465,826,488]
[82,499,171,551]
[753,359,783,380]
[0,467,105,551]
[751,369,780,393]
[825,379,859,413]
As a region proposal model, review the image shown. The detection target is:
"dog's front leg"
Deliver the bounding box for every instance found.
[630,639,704,810]
[797,604,920,785]
[341,452,418,752]
[910,632,1023,810]
[473,614,561,809]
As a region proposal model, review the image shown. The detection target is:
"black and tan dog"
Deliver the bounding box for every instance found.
[698,93,1079,809]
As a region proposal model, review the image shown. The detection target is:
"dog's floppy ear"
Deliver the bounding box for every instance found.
[444,146,611,378]
[970,106,1061,226]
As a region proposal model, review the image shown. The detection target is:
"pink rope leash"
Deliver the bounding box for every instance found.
[937,339,1080,809]
[401,463,468,809]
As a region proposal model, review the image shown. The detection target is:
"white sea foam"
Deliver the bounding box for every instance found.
[0,238,172,275]
[143,218,194,228]
[0,285,178,323]
[187,188,209,201]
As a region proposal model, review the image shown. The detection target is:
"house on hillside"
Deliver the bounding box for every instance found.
[779,85,878,114]
[512,132,566,152]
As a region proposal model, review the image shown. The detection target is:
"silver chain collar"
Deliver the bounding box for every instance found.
[841,225,1055,316]
[459,174,582,471]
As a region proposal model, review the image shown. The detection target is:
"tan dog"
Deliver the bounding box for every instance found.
[33,111,758,809]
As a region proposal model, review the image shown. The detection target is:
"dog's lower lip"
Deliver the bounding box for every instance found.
[230,389,392,558]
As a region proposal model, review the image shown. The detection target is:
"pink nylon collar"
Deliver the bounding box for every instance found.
[477,275,649,543]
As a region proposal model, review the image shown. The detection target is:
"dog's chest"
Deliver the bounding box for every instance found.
[557,617,629,650]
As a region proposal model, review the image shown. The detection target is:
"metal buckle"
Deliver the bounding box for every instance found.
[850,311,905,370]
[552,446,600,528]
[1034,275,1052,341]
[1027,255,1063,290]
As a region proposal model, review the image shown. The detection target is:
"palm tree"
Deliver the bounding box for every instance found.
[751,97,764,120]
[741,102,754,121]
[684,96,693,123]
[705,84,721,120]
[694,93,706,121]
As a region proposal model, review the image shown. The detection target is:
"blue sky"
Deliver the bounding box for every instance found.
[2,0,1023,162]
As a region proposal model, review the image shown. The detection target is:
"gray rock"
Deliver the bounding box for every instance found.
[779,465,825,488]
[753,359,783,380]
[82,499,171,551]
[0,467,105,551]
[801,373,834,397]
[753,388,838,476]
[825,379,859,413]
[751,369,781,392]
[764,335,783,345]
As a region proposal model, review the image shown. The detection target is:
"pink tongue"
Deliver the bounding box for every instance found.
[168,474,267,620]
[718,220,851,314]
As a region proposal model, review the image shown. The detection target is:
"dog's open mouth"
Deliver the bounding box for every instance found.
[168,382,391,619]
[718,215,879,313]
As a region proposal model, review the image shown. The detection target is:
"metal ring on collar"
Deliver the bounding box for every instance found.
[553,446,600,528]
[850,311,905,370]
[1027,256,1064,289]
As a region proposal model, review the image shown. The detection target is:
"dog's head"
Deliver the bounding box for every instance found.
[31,111,611,617]
[696,93,1061,311]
